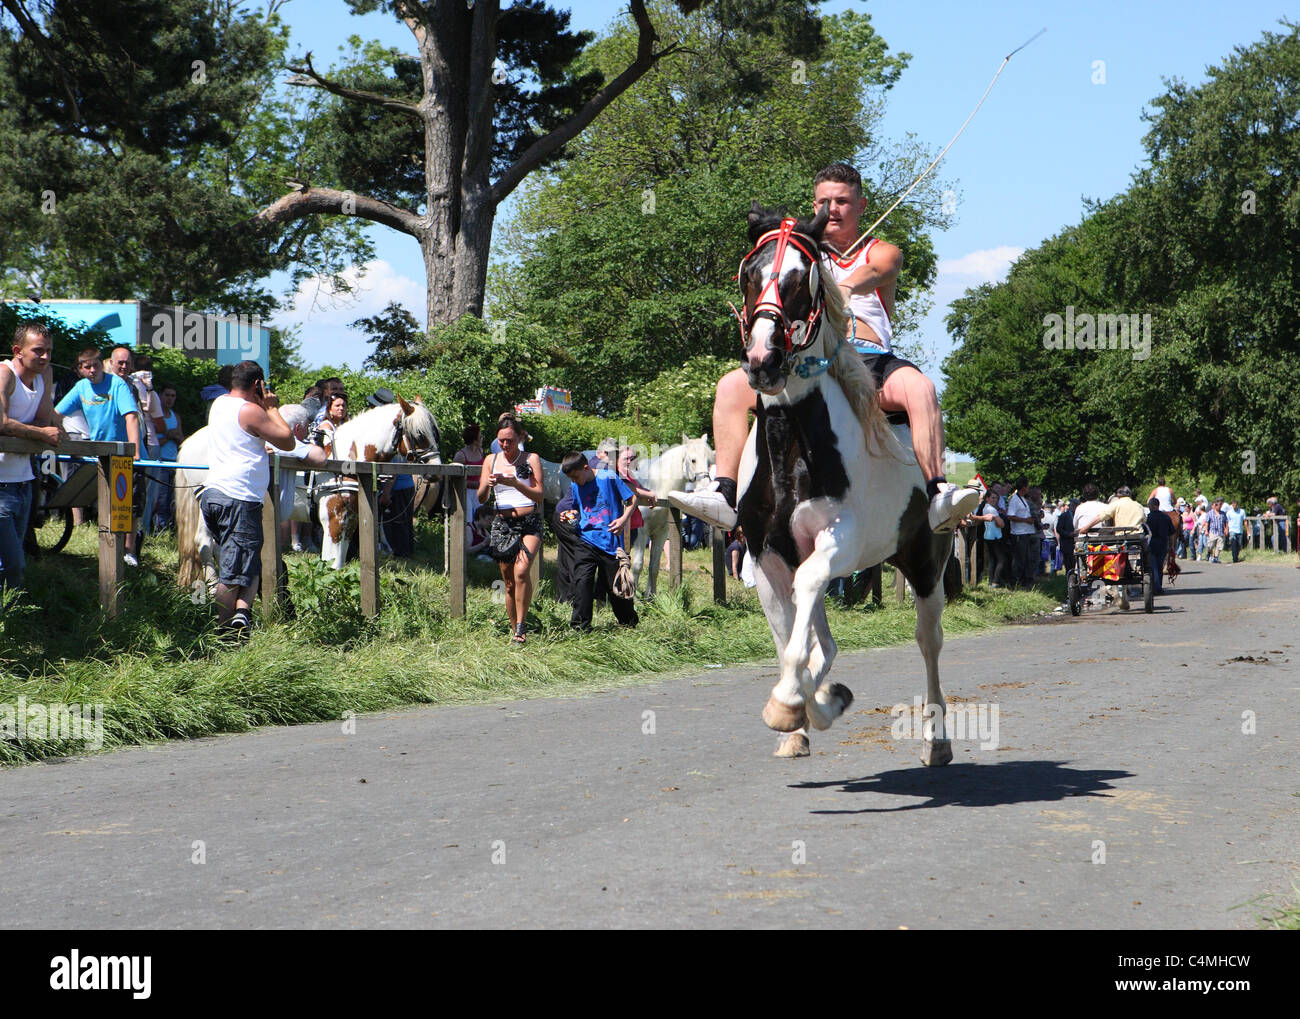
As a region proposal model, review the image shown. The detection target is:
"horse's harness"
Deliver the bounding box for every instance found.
[729,216,842,380]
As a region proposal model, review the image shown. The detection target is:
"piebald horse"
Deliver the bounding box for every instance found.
[734,203,957,762]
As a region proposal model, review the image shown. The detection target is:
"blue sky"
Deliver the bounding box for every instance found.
[271,0,1295,376]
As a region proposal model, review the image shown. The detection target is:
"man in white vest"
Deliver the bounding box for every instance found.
[201,360,297,636]
[0,323,62,592]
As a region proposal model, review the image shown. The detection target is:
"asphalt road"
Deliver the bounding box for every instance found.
[3,557,1298,929]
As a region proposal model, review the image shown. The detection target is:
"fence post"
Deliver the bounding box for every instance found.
[668,507,683,589]
[954,526,968,586]
[96,453,123,618]
[448,469,467,619]
[894,564,907,602]
[712,527,727,603]
[358,464,380,617]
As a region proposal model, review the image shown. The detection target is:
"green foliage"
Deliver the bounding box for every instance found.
[355,301,429,373]
[286,558,364,645]
[943,24,1300,502]
[517,411,657,462]
[624,354,733,441]
[0,301,111,377]
[0,0,369,315]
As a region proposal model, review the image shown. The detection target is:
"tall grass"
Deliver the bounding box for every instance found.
[0,518,1056,764]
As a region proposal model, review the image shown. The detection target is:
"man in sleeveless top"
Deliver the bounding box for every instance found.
[200,360,298,635]
[0,323,62,592]
[669,162,979,534]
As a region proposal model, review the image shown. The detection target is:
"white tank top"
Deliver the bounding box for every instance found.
[490,450,536,511]
[204,394,268,502]
[0,359,44,483]
[827,240,893,354]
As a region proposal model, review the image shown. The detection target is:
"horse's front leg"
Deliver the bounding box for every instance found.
[764,515,858,734]
[806,599,854,730]
[754,556,808,755]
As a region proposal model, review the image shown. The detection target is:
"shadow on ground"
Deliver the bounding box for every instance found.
[793,760,1133,813]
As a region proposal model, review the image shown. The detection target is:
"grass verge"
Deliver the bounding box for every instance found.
[1,519,1057,765]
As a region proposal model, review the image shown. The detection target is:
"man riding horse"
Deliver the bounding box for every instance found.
[668,163,979,533]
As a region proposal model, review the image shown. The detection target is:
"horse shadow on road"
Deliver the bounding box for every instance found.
[792,760,1132,814]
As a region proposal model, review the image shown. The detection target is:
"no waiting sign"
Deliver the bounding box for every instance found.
[109,455,133,532]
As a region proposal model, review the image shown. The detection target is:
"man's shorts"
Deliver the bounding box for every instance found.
[199,489,263,587]
[858,350,919,390]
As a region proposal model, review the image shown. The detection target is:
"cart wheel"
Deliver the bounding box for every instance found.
[1143,573,1154,613]
[1067,572,1081,616]
[26,506,74,556]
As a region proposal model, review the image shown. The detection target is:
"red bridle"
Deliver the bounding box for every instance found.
[730,217,825,354]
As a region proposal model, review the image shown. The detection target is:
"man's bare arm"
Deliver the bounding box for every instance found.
[0,366,60,445]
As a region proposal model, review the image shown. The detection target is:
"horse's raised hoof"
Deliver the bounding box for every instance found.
[774,732,810,758]
[807,682,853,730]
[921,739,953,767]
[762,696,806,733]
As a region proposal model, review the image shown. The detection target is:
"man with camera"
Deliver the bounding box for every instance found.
[201,361,297,637]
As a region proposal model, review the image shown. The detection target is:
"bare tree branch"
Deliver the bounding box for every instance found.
[285,50,421,119]
[489,0,679,206]
[256,186,427,242]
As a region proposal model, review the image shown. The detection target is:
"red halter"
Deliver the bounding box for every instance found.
[730,217,824,354]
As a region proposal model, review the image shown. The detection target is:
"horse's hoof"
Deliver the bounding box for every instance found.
[762,696,806,733]
[921,739,953,767]
[774,733,810,758]
[806,682,853,731]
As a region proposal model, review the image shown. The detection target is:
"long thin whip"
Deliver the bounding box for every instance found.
[842,27,1047,258]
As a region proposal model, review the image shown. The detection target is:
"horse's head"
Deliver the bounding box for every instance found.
[735,200,833,394]
[395,395,440,462]
[680,432,714,486]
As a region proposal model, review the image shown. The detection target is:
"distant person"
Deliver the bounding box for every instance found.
[201,364,235,419]
[975,482,1008,588]
[1146,498,1176,593]
[145,381,185,534]
[1005,476,1037,588]
[1203,498,1228,563]
[0,323,62,592]
[479,417,543,643]
[1225,499,1247,563]
[454,423,486,523]
[727,527,747,578]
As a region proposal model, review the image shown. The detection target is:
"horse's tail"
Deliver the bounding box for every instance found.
[827,342,910,464]
[175,431,206,590]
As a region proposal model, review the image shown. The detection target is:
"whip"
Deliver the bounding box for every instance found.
[842,27,1047,257]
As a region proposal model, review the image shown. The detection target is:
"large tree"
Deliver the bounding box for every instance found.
[255,0,758,331]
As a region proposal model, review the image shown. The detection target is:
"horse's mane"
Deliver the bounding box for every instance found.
[819,277,909,463]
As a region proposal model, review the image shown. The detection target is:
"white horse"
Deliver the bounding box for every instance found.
[316,398,440,568]
[733,204,959,761]
[629,436,714,598]
[175,397,439,587]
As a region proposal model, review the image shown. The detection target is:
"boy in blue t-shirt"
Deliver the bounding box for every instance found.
[563,451,639,630]
[54,348,140,446]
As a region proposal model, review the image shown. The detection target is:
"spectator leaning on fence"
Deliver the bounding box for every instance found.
[0,323,62,593]
[55,345,143,563]
[200,361,298,637]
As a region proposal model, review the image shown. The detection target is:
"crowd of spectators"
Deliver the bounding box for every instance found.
[968,473,1299,591]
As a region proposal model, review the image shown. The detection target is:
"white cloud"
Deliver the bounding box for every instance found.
[937,245,1025,283]
[272,259,425,371]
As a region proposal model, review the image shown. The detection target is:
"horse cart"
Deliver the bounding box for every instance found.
[1066,525,1155,616]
